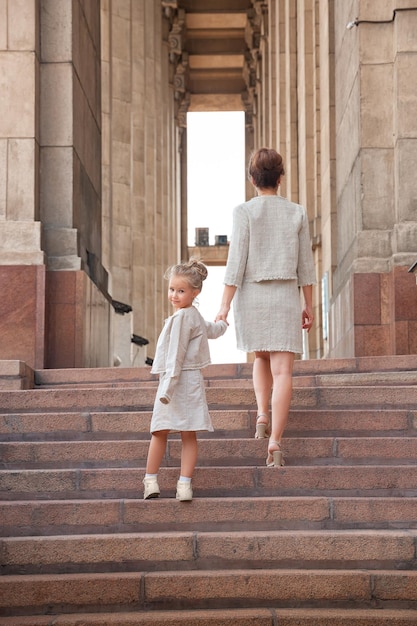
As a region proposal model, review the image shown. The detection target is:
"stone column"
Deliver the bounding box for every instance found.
[296,0,322,358]
[269,0,279,148]
[318,0,337,358]
[100,0,182,366]
[41,0,111,368]
[275,0,299,202]
[0,0,45,368]
[104,0,181,362]
[243,4,261,194]
[330,1,417,357]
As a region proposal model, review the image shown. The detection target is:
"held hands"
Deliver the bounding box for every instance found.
[215,305,230,325]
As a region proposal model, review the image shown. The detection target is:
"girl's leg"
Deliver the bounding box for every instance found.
[143,430,169,499]
[253,351,273,436]
[145,430,169,474]
[269,351,295,443]
[179,431,198,478]
[176,431,198,501]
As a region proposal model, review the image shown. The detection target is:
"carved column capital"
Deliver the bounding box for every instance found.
[251,0,268,15]
[247,1,268,49]
[161,0,178,20]
[168,8,186,63]
[173,52,189,101]
[241,88,256,132]
[243,49,257,90]
[176,92,191,129]
[245,8,261,52]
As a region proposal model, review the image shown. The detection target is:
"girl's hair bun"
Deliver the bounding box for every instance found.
[164,257,208,291]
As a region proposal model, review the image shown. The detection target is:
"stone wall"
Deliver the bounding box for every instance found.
[247,0,323,358]
[330,0,417,357]
[0,0,44,368]
[40,0,112,368]
[245,0,417,359]
[101,0,181,363]
[0,0,182,368]
[0,0,415,367]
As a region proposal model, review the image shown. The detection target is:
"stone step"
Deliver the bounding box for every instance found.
[2,529,416,575]
[2,569,417,615]
[12,495,417,535]
[2,496,417,537]
[1,409,415,442]
[208,370,417,388]
[2,465,417,500]
[32,369,417,390]
[33,354,417,388]
[1,385,417,414]
[2,409,415,442]
[0,409,252,441]
[3,358,417,623]
[2,436,417,469]
[3,608,417,626]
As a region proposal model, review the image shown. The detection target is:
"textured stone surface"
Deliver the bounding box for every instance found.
[3,608,417,625]
[2,359,417,621]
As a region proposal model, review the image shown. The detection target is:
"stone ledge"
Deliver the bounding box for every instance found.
[0,361,34,390]
[188,245,229,265]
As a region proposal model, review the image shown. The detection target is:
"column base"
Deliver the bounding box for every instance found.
[46,270,112,368]
[0,265,46,369]
[329,266,417,358]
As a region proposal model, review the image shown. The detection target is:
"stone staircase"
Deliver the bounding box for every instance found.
[1,355,417,625]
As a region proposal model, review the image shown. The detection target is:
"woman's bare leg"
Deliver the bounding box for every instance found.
[253,351,273,430]
[269,351,295,443]
[180,431,198,478]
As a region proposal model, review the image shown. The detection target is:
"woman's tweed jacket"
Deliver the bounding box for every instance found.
[223,195,316,288]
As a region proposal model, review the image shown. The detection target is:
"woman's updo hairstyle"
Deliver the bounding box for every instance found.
[248,147,285,189]
[164,257,208,292]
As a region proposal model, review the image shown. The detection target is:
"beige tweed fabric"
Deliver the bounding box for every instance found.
[150,369,214,433]
[224,194,316,354]
[224,195,316,288]
[234,278,303,353]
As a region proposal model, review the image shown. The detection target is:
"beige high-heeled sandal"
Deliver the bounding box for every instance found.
[255,413,270,439]
[266,440,284,467]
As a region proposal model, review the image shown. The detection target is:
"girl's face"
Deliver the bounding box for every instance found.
[168,275,199,311]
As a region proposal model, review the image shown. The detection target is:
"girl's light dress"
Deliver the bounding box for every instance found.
[150,306,227,434]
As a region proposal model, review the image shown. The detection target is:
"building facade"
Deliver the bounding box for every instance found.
[0,0,416,369]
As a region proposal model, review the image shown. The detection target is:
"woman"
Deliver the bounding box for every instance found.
[215,148,316,467]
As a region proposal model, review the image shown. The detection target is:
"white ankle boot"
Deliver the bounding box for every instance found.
[176,480,193,501]
[143,476,160,499]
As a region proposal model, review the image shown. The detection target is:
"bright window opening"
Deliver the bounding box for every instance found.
[187,111,246,363]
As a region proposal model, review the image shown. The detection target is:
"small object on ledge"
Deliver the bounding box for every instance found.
[408,260,417,284]
[195,227,209,246]
[112,300,132,315]
[215,235,228,245]
[132,334,149,346]
[145,357,154,366]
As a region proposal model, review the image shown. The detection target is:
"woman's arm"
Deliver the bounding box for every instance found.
[301,284,314,332]
[215,284,237,323]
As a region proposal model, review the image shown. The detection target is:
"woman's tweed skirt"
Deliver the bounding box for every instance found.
[233,278,303,354]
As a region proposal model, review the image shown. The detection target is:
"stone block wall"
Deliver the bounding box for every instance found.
[0,1,45,369]
[101,0,181,361]
[329,0,417,357]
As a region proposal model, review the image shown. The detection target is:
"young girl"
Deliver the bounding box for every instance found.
[143,258,227,501]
